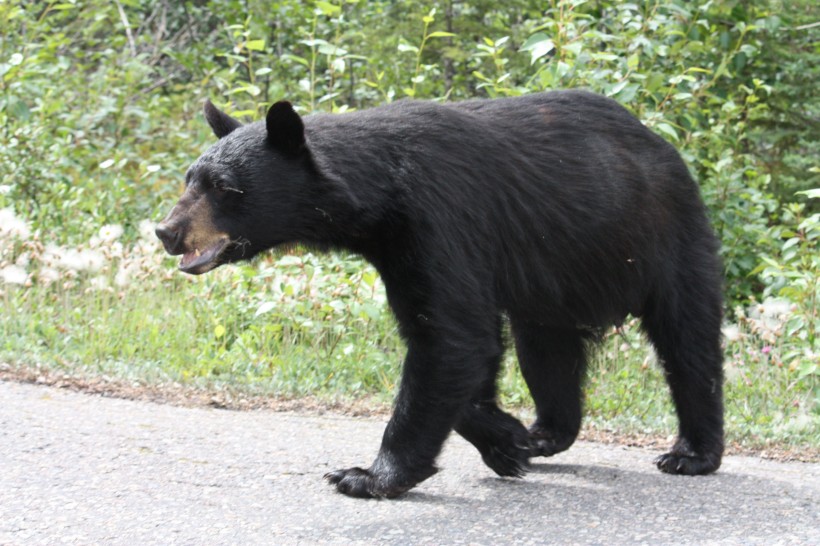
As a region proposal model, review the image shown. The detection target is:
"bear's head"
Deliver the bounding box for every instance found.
[155,100,315,274]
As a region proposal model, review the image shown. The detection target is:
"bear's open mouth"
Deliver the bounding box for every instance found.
[178,238,230,275]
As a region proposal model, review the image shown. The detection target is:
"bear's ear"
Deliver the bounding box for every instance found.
[266,101,305,155]
[203,99,242,139]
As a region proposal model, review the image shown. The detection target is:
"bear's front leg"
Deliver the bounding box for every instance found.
[325,342,477,498]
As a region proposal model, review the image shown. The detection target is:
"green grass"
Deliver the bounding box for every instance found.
[1,253,404,399]
[1,239,817,454]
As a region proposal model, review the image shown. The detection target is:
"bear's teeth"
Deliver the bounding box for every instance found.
[195,248,201,256]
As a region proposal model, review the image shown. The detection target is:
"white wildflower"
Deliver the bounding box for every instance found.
[0,185,11,195]
[114,267,129,287]
[41,244,63,268]
[38,267,60,285]
[89,275,109,290]
[723,360,742,382]
[749,297,792,333]
[108,241,124,259]
[59,249,87,271]
[75,249,105,273]
[138,219,156,241]
[759,298,791,320]
[43,244,105,273]
[0,265,27,285]
[721,324,741,342]
[0,208,31,240]
[115,263,139,287]
[134,237,161,261]
[98,224,124,242]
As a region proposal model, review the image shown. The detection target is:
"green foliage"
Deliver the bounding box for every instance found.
[756,194,820,352]
[1,1,818,448]
[0,0,200,244]
[4,1,816,300]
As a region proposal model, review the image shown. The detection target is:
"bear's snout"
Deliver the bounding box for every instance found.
[155,222,182,255]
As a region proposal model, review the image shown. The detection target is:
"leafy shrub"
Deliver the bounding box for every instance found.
[0,1,817,440]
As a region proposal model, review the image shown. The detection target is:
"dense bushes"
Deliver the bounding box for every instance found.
[0,0,816,449]
[1,1,817,386]
[3,1,817,297]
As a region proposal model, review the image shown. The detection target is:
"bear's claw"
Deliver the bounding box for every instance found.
[324,465,437,498]
[655,437,722,475]
[527,425,577,458]
[481,443,530,478]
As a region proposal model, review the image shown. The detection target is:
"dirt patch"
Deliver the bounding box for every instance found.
[0,363,388,417]
[2,362,816,463]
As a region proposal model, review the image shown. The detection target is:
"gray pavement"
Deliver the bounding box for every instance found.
[0,380,817,545]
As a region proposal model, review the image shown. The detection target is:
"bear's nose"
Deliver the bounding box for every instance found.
[155,222,181,254]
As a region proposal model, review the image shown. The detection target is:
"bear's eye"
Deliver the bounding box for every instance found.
[214,182,245,193]
[214,179,244,195]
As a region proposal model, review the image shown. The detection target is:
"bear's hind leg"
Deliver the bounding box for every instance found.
[511,322,587,458]
[453,341,531,478]
[642,275,724,476]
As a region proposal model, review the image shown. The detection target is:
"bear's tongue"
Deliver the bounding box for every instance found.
[179,240,226,273]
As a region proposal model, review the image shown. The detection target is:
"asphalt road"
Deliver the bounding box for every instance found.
[1,380,817,545]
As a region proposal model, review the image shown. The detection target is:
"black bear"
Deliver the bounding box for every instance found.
[156,90,724,498]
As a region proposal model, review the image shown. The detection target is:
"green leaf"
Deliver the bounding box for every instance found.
[397,43,419,54]
[797,361,819,380]
[797,189,820,199]
[227,84,261,97]
[6,96,31,120]
[316,1,341,16]
[782,237,801,251]
[654,123,678,141]
[616,83,639,103]
[255,302,277,317]
[299,38,329,48]
[646,76,674,94]
[362,271,378,287]
[520,32,549,52]
[281,53,309,67]
[214,324,226,338]
[606,80,629,96]
[317,43,347,56]
[472,70,491,82]
[520,33,554,65]
[427,31,456,39]
[563,41,582,56]
[244,39,265,51]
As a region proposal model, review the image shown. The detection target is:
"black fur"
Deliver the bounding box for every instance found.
[157,90,724,498]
